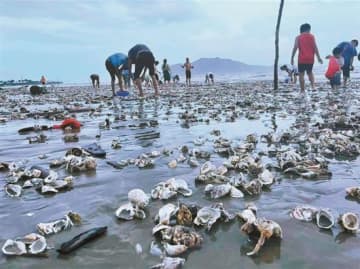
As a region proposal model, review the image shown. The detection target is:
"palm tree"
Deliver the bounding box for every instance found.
[274,0,285,90]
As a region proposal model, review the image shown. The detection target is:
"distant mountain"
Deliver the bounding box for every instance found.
[169,57,271,76]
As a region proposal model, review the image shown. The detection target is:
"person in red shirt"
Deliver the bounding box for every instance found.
[325,47,343,90]
[291,23,323,92]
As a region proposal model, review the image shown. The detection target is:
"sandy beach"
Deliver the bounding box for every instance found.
[0,80,360,268]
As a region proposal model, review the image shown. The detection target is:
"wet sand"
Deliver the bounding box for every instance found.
[0,81,359,269]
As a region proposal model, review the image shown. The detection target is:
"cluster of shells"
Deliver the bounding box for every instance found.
[290,205,359,232]
[2,211,81,256]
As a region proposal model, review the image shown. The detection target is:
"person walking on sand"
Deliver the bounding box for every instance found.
[40,75,47,85]
[335,39,358,87]
[182,57,194,86]
[128,44,159,97]
[162,59,171,84]
[291,23,323,92]
[105,53,128,96]
[90,74,100,89]
[325,47,343,90]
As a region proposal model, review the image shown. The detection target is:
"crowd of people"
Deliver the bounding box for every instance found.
[283,23,358,91]
[87,24,359,97]
[88,44,217,97]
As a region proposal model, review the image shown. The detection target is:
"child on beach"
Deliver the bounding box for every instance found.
[128,44,159,97]
[182,58,194,86]
[105,53,128,96]
[90,74,100,89]
[325,47,343,90]
[291,23,323,92]
[280,64,298,84]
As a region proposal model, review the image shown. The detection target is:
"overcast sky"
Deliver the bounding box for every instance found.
[0,0,359,83]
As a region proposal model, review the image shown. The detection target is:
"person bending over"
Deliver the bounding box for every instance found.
[105,53,128,96]
[128,44,159,97]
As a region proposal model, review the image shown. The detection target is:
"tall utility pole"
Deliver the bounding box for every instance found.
[274,0,285,90]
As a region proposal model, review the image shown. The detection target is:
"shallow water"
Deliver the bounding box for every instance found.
[0,82,359,269]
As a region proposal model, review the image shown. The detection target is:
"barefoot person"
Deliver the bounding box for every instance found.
[280,64,298,84]
[105,53,128,96]
[325,47,343,90]
[182,57,194,86]
[291,23,323,92]
[90,74,100,89]
[335,39,358,87]
[162,59,171,84]
[128,44,158,97]
[40,75,47,85]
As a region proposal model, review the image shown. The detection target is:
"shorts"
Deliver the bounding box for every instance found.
[185,70,191,79]
[329,72,341,87]
[342,65,350,78]
[90,74,99,81]
[134,51,155,79]
[163,70,171,81]
[298,63,313,74]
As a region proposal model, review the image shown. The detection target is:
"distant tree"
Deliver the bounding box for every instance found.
[274,0,285,90]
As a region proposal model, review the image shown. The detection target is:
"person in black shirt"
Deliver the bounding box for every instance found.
[128,44,159,97]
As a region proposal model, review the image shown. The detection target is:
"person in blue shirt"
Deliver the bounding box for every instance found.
[105,53,128,96]
[128,44,159,97]
[335,39,358,86]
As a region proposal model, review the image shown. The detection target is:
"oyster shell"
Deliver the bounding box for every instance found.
[339,212,359,233]
[193,206,221,230]
[316,208,335,229]
[1,240,26,256]
[346,186,360,200]
[257,169,274,186]
[115,202,146,220]
[128,188,150,209]
[246,218,283,256]
[37,212,81,235]
[41,185,58,194]
[290,205,318,222]
[200,161,216,175]
[155,203,177,225]
[151,256,186,269]
[4,183,22,197]
[204,183,232,199]
[168,160,177,168]
[164,243,188,256]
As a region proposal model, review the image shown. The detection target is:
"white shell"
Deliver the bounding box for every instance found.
[28,235,47,254]
[200,161,216,175]
[115,202,146,220]
[156,203,177,225]
[316,208,335,229]
[44,170,58,184]
[5,184,22,197]
[188,157,199,167]
[339,212,359,232]
[168,160,177,168]
[230,186,244,198]
[128,189,150,209]
[1,239,26,256]
[204,183,232,199]
[258,169,274,186]
[41,185,58,194]
[290,205,318,222]
[193,207,221,230]
[164,243,188,256]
